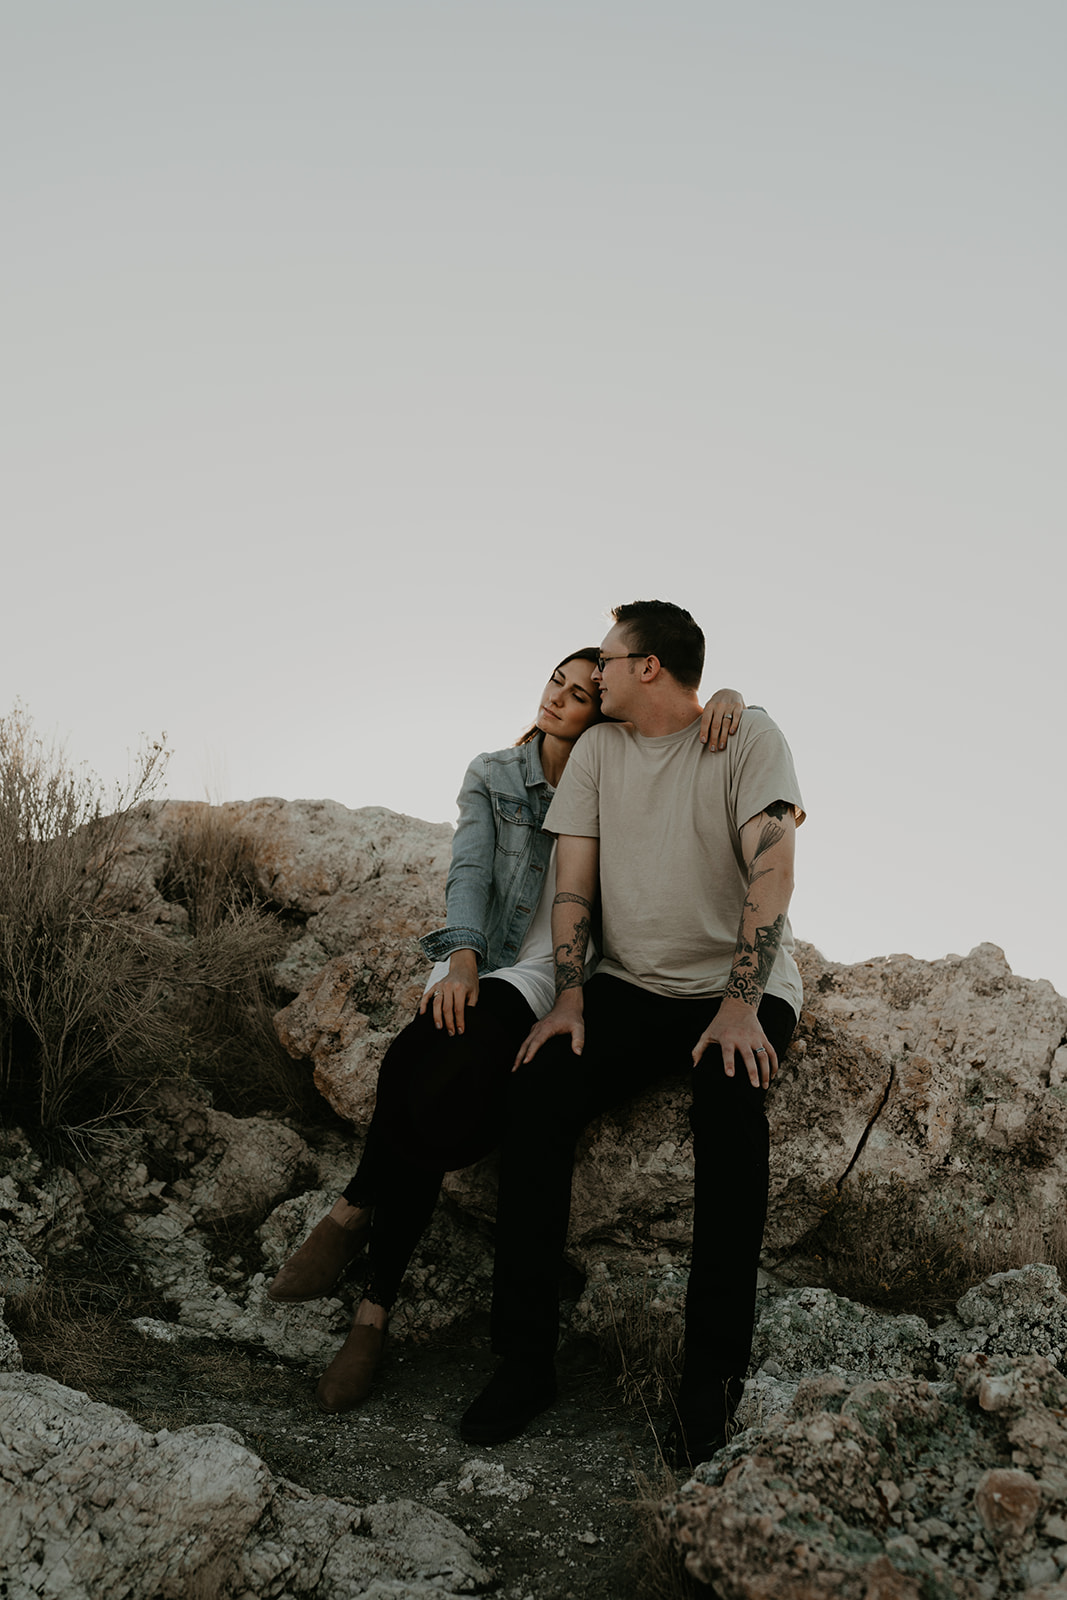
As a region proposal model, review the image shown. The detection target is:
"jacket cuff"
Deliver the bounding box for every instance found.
[419,927,489,967]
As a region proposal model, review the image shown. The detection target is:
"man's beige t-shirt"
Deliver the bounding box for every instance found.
[543,709,805,1014]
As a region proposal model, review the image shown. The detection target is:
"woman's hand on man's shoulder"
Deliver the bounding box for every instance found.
[699,688,746,751]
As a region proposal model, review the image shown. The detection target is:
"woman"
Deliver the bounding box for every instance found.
[267,649,744,1412]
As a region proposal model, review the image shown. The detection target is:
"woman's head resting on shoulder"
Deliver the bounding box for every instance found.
[515,649,606,747]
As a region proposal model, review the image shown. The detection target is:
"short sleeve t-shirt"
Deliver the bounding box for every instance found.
[543,710,805,1013]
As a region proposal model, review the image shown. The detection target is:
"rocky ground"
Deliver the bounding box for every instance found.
[38,1305,697,1599]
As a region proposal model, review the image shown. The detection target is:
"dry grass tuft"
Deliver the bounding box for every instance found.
[596,1282,686,1410]
[794,1172,1067,1319]
[597,1293,717,1596]
[8,1276,156,1393]
[626,1461,713,1600]
[158,805,333,1121]
[9,1257,299,1436]
[158,805,266,936]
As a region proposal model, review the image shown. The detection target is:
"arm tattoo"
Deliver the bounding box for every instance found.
[554,892,593,910]
[728,802,792,1004]
[725,912,786,1005]
[747,815,786,878]
[554,915,591,996]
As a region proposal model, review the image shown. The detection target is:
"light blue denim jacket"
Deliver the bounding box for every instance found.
[419,739,555,972]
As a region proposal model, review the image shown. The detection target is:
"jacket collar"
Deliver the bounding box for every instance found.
[521,735,550,790]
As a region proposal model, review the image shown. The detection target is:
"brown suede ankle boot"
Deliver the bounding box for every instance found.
[266,1213,370,1303]
[315,1322,386,1413]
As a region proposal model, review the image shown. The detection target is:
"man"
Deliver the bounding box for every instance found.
[459,599,804,1468]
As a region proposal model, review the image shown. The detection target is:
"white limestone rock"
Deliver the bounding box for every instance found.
[0,1224,43,1298]
[128,800,1067,1276]
[935,1264,1067,1370]
[751,1285,936,1381]
[184,1108,314,1226]
[0,1371,490,1600]
[0,1127,91,1257]
[0,1303,23,1371]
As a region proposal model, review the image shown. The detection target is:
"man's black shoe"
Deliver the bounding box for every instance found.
[668,1372,742,1471]
[459,1359,557,1444]
[665,1418,728,1474]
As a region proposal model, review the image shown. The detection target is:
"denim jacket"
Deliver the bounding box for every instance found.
[419,739,555,972]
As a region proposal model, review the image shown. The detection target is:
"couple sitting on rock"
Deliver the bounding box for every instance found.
[267,597,804,1469]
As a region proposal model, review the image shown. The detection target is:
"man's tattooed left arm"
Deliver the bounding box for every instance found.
[724,802,796,1008]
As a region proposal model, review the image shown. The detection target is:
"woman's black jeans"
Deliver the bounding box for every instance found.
[342,977,535,1312]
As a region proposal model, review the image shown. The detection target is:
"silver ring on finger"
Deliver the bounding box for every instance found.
[754,1046,766,1053]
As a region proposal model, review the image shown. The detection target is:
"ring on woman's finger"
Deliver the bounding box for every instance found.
[754,1046,766,1053]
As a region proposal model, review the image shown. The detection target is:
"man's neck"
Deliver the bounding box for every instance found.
[626,692,702,738]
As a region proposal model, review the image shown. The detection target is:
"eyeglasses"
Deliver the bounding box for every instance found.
[595,652,646,672]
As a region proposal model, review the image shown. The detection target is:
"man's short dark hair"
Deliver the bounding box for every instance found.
[612,600,704,689]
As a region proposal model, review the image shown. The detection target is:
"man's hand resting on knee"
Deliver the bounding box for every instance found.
[514,991,585,1068]
[692,996,778,1089]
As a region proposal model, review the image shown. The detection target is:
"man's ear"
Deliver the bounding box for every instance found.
[640,654,662,682]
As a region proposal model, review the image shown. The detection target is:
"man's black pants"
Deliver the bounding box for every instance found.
[490,974,797,1403]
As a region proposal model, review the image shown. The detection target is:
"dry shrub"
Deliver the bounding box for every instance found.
[158,805,265,936]
[0,705,172,1129]
[0,708,315,1132]
[795,1172,1067,1319]
[166,910,299,1117]
[157,805,328,1119]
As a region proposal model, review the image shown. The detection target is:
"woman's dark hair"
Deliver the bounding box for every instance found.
[515,648,604,745]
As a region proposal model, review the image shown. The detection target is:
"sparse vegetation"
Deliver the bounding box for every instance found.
[7,1254,299,1431]
[628,1462,710,1600]
[596,1279,686,1412]
[792,1171,1067,1319]
[157,803,329,1121]
[0,706,316,1134]
[157,804,266,937]
[0,705,175,1130]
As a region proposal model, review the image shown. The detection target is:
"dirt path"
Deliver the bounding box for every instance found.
[95,1313,701,1600]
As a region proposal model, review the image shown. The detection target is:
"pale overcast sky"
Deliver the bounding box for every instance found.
[3,2,1064,995]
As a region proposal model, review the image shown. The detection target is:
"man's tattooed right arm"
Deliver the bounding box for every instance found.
[552,891,592,996]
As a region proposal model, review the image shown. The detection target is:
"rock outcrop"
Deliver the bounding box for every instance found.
[4,797,1067,1597]
[77,799,1067,1352]
[0,1371,491,1599]
[121,804,1067,1262]
[664,1352,1067,1598]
